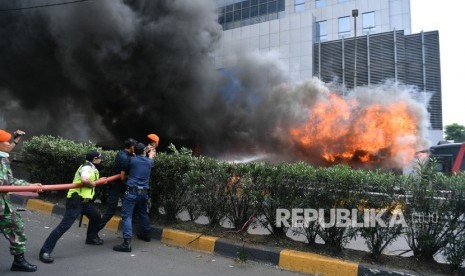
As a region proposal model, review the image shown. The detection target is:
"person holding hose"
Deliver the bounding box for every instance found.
[98,138,137,232]
[113,143,155,252]
[0,129,42,272]
[39,150,106,264]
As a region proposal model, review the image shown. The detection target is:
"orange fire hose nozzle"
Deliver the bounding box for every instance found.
[0,174,121,193]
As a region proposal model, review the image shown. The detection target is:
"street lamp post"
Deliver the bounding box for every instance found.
[352,9,358,88]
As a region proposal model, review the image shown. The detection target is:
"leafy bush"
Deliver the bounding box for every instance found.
[441,173,465,271]
[313,165,365,252]
[153,144,196,223]
[224,163,263,230]
[404,159,465,261]
[22,135,115,183]
[184,157,229,227]
[259,162,316,238]
[358,170,407,260]
[443,235,465,271]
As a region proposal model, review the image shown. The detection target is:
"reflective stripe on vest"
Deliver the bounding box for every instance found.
[67,162,99,199]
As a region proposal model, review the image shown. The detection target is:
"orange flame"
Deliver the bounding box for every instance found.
[289,93,419,168]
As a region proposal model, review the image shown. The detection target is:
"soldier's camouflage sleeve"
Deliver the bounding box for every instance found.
[0,157,29,187]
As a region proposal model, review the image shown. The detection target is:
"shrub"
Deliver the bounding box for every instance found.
[260,162,315,238]
[441,173,465,271]
[184,157,229,227]
[153,144,196,223]
[224,163,263,230]
[22,135,115,183]
[358,170,406,260]
[443,235,465,271]
[313,165,360,252]
[403,159,465,261]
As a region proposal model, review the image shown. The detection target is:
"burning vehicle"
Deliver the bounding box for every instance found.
[286,90,428,172]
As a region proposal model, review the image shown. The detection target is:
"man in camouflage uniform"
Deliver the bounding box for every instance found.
[0,128,41,272]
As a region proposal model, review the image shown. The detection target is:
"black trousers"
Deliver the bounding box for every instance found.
[40,193,101,254]
[99,181,124,231]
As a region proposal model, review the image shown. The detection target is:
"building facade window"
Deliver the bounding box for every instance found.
[295,0,305,12]
[315,0,325,8]
[259,2,267,16]
[338,16,351,38]
[218,0,285,30]
[315,20,327,42]
[268,1,277,13]
[362,11,375,34]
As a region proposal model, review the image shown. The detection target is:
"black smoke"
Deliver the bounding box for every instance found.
[0,0,232,153]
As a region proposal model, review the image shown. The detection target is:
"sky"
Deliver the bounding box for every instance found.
[410,0,465,128]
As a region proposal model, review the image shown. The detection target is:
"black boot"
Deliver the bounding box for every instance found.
[136,232,151,242]
[39,251,54,264]
[11,253,37,272]
[113,239,132,252]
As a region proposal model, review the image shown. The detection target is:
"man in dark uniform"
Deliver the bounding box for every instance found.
[113,143,155,252]
[39,150,106,263]
[98,138,137,232]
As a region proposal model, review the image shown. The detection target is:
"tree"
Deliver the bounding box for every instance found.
[444,123,465,142]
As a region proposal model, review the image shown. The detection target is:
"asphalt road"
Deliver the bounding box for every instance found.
[0,207,302,276]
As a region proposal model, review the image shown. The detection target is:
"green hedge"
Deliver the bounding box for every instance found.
[22,135,115,184]
[21,136,465,270]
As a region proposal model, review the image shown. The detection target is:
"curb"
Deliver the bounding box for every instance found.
[10,193,122,233]
[11,194,420,276]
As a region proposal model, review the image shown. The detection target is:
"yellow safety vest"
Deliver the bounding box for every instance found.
[67,162,99,199]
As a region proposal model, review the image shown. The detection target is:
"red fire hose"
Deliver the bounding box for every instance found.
[0,174,120,193]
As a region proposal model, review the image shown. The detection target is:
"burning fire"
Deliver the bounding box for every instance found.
[289,93,419,168]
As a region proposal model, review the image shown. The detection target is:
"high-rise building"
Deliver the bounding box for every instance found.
[214,0,443,144]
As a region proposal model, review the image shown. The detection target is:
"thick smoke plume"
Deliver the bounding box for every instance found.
[0,0,224,150]
[0,0,430,168]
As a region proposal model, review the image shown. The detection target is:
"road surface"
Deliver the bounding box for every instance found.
[0,207,303,276]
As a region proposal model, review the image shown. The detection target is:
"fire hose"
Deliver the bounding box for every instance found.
[0,174,121,193]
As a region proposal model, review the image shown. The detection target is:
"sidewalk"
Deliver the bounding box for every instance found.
[9,193,422,276]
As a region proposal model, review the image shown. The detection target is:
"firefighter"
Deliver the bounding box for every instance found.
[146,133,159,157]
[98,138,137,232]
[39,150,106,264]
[130,134,158,225]
[145,133,159,219]
[113,143,155,252]
[0,129,41,272]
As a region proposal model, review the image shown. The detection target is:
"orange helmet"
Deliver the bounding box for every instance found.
[0,129,11,142]
[147,134,159,143]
